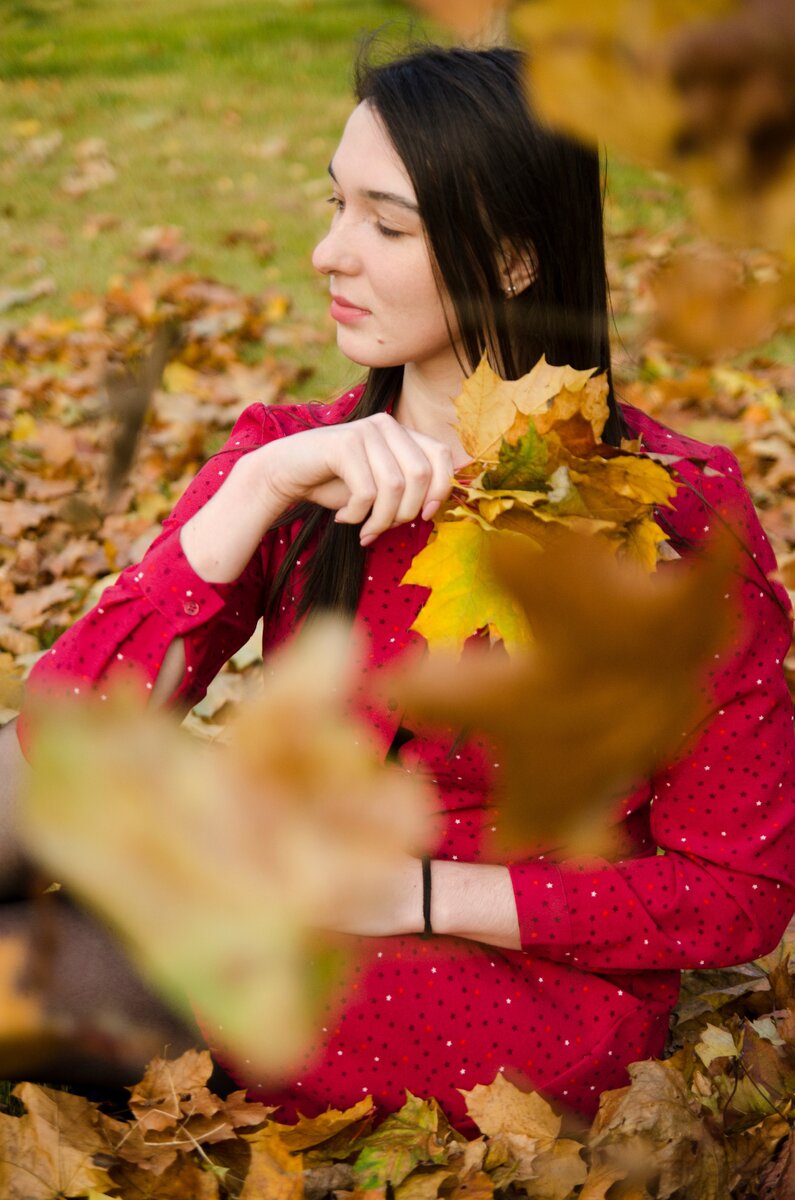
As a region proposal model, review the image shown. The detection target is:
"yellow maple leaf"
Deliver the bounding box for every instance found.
[453,355,602,462]
[512,354,599,414]
[401,520,534,654]
[453,357,524,462]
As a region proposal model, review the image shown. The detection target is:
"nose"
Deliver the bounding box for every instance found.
[311,220,359,278]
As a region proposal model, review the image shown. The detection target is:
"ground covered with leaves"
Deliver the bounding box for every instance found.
[2,266,795,1200]
[0,945,793,1198]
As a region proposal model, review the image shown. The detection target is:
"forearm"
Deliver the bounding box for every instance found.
[179,443,289,583]
[430,860,521,951]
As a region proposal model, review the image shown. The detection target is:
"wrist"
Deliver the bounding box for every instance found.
[398,857,425,936]
[238,441,299,516]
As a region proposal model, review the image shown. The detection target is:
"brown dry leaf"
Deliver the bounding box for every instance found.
[396,527,735,852]
[108,1155,221,1199]
[274,1095,374,1151]
[6,580,75,631]
[394,1168,458,1198]
[0,1082,125,1199]
[460,1074,561,1141]
[136,225,191,265]
[240,1130,303,1200]
[448,1171,495,1198]
[0,499,51,539]
[216,1089,273,1131]
[578,1162,629,1199]
[514,0,795,254]
[524,1139,588,1199]
[32,422,78,469]
[589,1059,728,1199]
[128,1049,214,1131]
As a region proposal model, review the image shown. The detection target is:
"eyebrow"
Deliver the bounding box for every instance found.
[328,161,420,214]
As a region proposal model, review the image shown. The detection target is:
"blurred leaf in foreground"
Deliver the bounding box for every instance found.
[21,620,433,1084]
[398,528,735,853]
[408,0,509,41]
[514,0,795,256]
[650,247,795,359]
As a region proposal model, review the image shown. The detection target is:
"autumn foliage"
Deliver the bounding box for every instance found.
[2,942,795,1199]
[2,0,795,1196]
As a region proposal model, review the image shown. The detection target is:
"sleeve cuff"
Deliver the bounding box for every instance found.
[132,529,227,635]
[507,860,573,951]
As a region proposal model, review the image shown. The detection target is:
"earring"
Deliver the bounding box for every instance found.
[505,282,516,298]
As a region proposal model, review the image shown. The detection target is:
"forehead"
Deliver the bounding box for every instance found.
[331,101,416,197]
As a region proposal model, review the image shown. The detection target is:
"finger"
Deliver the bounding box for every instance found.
[330,440,378,526]
[405,429,455,521]
[357,428,409,543]
[377,424,436,526]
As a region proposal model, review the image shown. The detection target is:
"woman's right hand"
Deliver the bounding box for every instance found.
[256,412,456,545]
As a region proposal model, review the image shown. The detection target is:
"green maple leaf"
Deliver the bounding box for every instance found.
[483,425,550,490]
[353,1093,449,1189]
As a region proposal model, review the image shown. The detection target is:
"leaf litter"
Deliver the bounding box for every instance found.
[4,0,795,1184]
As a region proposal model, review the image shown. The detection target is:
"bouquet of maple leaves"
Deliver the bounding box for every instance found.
[403,355,679,654]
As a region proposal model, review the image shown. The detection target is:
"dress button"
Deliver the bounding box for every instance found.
[184,600,200,616]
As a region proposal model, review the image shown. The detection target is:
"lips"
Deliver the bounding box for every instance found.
[330,294,371,324]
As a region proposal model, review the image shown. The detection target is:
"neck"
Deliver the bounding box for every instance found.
[394,359,468,464]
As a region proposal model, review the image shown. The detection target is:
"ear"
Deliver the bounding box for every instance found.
[499,242,537,298]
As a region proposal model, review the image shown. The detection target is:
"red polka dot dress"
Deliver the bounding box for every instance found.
[18,388,795,1132]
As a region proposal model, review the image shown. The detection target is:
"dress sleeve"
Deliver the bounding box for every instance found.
[17,402,287,758]
[507,445,795,970]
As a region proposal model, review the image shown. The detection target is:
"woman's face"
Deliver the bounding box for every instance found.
[312,102,462,378]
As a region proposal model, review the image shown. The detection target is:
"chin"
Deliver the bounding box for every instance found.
[336,334,403,371]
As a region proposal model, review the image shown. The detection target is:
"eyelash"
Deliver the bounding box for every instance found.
[326,195,404,240]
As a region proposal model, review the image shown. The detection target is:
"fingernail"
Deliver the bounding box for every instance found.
[422,501,440,522]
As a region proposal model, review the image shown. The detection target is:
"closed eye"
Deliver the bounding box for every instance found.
[325,194,404,239]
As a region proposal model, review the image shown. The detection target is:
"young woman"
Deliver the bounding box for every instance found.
[6,44,795,1129]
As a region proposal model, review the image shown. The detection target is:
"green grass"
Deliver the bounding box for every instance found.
[0,0,428,398]
[6,0,776,400]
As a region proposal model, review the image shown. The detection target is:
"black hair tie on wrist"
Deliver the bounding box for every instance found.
[421,856,433,939]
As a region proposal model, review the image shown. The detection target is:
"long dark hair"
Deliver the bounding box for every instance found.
[268,43,623,621]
